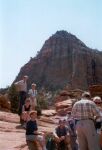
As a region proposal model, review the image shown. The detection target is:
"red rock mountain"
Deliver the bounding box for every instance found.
[15,31,102,90]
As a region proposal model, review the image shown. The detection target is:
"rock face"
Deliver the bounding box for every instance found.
[0,111,57,150]
[15,30,102,90]
[0,94,11,111]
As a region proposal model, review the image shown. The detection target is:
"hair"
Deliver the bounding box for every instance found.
[25,98,30,103]
[31,83,36,87]
[82,92,91,99]
[24,75,28,78]
[93,96,101,102]
[58,119,64,124]
[29,110,37,117]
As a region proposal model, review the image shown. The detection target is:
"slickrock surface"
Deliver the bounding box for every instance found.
[0,111,57,150]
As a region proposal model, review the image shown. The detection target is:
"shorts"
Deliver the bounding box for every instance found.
[26,134,43,142]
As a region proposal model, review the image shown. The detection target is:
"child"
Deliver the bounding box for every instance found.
[26,111,47,150]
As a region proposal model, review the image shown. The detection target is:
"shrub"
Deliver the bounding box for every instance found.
[8,84,19,113]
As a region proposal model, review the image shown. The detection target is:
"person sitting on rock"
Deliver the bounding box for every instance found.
[26,110,47,150]
[28,83,37,110]
[53,119,71,150]
[22,98,32,127]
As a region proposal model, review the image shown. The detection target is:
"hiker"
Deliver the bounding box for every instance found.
[26,111,47,150]
[15,75,28,122]
[93,96,102,130]
[53,119,71,150]
[22,98,32,127]
[93,96,102,149]
[93,96,102,113]
[28,83,37,110]
[71,92,101,150]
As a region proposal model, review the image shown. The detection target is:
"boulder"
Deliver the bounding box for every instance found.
[41,109,57,117]
[89,85,102,98]
[0,94,11,111]
[55,99,74,116]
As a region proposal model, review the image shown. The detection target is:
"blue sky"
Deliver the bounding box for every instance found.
[0,0,102,88]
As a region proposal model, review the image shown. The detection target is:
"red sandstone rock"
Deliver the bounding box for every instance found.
[14,31,102,90]
[55,99,72,110]
[41,109,57,117]
[0,111,56,149]
[0,94,11,111]
[89,85,102,98]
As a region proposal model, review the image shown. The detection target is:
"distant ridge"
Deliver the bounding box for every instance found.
[14,30,102,90]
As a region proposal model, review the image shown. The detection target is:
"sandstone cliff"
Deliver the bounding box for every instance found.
[15,30,102,90]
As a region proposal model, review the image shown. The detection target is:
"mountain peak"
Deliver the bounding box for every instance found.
[15,31,102,90]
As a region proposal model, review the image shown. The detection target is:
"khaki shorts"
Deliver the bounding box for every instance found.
[26,134,43,142]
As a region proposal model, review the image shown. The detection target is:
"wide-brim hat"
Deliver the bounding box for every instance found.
[93,96,102,103]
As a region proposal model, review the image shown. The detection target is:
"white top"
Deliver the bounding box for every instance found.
[15,80,27,92]
[28,89,37,97]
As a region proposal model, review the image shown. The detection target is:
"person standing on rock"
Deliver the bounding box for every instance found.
[28,83,37,110]
[15,75,28,122]
[71,92,101,150]
[26,111,47,150]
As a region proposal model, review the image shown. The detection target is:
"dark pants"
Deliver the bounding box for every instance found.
[18,91,27,115]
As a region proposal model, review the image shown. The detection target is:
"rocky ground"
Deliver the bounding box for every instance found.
[0,110,65,150]
[0,90,75,150]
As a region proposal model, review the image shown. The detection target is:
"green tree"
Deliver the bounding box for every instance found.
[8,84,19,113]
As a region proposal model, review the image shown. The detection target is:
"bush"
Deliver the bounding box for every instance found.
[35,105,42,116]
[37,94,48,109]
[8,84,19,113]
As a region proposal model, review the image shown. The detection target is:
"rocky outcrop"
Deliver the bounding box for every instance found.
[0,111,57,150]
[15,30,102,90]
[55,99,73,116]
[0,94,11,111]
[89,85,102,98]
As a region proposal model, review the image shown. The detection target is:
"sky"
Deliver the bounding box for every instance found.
[0,0,102,88]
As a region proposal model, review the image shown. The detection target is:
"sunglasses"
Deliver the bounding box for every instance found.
[95,102,102,104]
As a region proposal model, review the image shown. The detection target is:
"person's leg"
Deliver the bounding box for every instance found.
[76,121,88,150]
[36,135,46,150]
[84,120,101,150]
[26,135,39,150]
[65,135,72,150]
[19,91,27,124]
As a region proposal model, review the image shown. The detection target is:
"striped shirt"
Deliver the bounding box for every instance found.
[71,99,100,120]
[15,80,27,92]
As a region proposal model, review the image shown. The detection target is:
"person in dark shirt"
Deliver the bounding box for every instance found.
[26,111,47,150]
[21,98,32,127]
[53,119,71,150]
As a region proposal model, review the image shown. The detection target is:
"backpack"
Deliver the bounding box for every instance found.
[46,137,56,150]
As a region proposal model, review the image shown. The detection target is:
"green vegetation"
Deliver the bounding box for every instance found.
[8,84,19,113]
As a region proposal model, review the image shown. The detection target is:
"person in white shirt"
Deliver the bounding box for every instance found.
[15,75,28,123]
[28,83,37,110]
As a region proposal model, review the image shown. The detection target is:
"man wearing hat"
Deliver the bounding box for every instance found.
[15,75,28,120]
[71,92,101,150]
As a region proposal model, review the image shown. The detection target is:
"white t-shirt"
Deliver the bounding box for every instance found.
[28,89,37,98]
[15,80,27,92]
